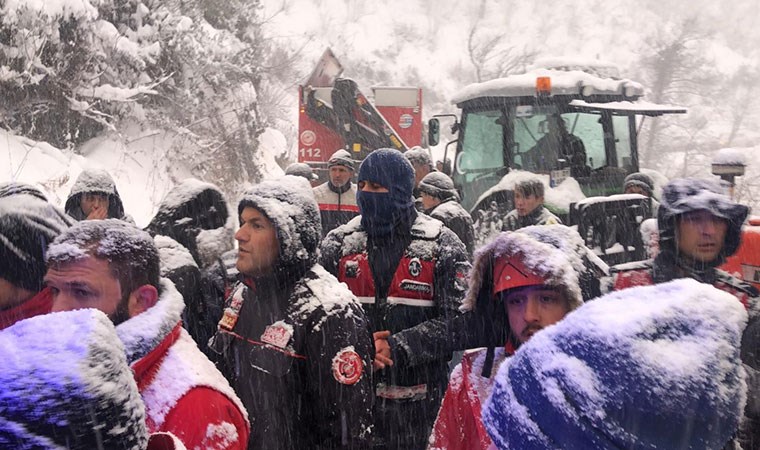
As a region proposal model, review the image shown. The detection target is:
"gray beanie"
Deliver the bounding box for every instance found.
[418,171,458,201]
[328,149,355,171]
[404,146,433,168]
[624,172,655,197]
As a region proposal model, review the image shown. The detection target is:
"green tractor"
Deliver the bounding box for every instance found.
[429,59,685,264]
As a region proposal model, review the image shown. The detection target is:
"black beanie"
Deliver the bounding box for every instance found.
[0,195,73,291]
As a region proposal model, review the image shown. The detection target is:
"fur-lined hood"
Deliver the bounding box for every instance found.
[462,227,584,313]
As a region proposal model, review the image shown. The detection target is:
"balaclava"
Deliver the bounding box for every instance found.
[356,149,416,237]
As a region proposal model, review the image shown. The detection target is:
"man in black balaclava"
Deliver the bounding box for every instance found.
[320,148,471,450]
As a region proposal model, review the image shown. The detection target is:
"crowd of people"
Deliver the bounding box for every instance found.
[1,146,759,450]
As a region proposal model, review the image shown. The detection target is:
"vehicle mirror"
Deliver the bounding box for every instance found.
[428,118,440,146]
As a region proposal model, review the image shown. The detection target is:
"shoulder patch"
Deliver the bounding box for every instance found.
[332,347,364,385]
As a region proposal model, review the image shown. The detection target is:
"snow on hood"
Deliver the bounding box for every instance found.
[154,235,197,275]
[238,175,321,273]
[64,168,127,220]
[0,308,148,450]
[483,278,747,450]
[463,226,583,312]
[658,178,749,260]
[146,178,233,268]
[475,170,586,214]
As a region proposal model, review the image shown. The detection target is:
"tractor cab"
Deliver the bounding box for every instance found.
[430,59,686,262]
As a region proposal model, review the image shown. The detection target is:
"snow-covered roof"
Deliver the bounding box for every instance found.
[451,69,644,105]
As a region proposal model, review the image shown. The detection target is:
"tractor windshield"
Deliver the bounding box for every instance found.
[455,103,636,210]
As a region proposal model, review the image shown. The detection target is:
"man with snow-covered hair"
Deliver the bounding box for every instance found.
[313,149,359,236]
[320,148,471,450]
[0,193,73,330]
[208,176,374,450]
[44,219,250,450]
[501,177,561,231]
[65,168,133,222]
[482,279,748,450]
[429,229,583,450]
[418,171,475,257]
[608,177,760,448]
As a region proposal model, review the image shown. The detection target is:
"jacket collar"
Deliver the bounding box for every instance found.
[328,180,352,194]
[116,278,185,364]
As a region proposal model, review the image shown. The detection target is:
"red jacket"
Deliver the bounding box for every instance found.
[429,345,514,450]
[0,287,52,330]
[611,260,757,311]
[119,280,250,450]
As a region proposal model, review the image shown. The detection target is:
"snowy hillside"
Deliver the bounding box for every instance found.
[1,127,286,226]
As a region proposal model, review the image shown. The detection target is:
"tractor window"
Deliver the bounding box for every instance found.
[613,115,634,170]
[566,112,604,169]
[459,110,504,173]
[513,110,604,172]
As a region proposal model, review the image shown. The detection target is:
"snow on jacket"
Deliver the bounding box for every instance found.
[209,176,374,450]
[313,180,359,237]
[211,268,374,450]
[483,279,748,450]
[116,279,250,450]
[429,230,584,450]
[146,178,233,269]
[0,309,148,450]
[64,168,132,222]
[501,204,561,231]
[154,235,215,355]
[321,213,471,385]
[424,197,475,257]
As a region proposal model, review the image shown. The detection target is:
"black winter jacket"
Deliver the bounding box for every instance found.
[321,214,471,389]
[424,198,475,257]
[209,265,373,450]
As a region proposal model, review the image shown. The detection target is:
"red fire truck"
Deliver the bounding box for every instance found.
[298,49,424,180]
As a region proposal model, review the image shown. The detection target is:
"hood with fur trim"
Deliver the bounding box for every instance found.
[462,227,584,313]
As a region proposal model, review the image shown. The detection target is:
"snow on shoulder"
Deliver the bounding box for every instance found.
[483,278,747,450]
[297,265,361,332]
[0,308,148,449]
